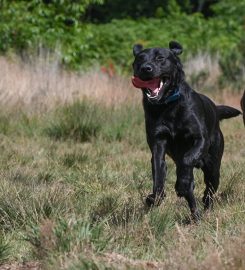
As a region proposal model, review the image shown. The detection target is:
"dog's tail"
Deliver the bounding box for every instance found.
[216,105,241,120]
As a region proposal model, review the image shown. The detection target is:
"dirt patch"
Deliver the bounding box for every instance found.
[103,252,164,269]
[0,262,41,270]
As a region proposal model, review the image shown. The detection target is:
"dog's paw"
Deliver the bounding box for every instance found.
[145,194,155,207]
[191,209,201,224]
[145,193,164,207]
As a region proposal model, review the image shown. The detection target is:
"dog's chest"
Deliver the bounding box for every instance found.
[153,118,188,140]
[145,106,192,140]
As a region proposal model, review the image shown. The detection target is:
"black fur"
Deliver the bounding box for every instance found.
[132,41,241,220]
[216,105,241,120]
[241,90,245,125]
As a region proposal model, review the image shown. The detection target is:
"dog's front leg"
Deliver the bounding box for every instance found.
[146,139,167,207]
[183,135,207,167]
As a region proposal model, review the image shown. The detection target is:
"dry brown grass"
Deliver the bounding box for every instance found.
[0,54,243,113]
[184,53,221,87]
[0,56,139,112]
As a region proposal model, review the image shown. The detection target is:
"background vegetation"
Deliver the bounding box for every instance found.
[0,0,244,81]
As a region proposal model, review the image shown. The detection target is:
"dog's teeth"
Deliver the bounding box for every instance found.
[146,86,161,99]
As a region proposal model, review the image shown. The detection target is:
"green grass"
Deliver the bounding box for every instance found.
[0,99,244,269]
[0,236,10,263]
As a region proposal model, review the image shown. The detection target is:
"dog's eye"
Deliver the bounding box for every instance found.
[156,56,165,61]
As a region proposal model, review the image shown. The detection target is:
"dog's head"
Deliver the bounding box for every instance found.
[132,41,184,104]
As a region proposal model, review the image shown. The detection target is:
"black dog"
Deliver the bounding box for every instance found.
[132,41,241,220]
[241,90,245,125]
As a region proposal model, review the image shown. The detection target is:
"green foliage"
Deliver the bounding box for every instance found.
[0,0,244,73]
[0,178,71,231]
[0,110,41,136]
[44,100,144,143]
[1,100,144,144]
[0,0,103,68]
[0,236,10,263]
[219,50,245,90]
[24,218,108,259]
[62,152,88,168]
[0,114,10,135]
[212,0,245,25]
[102,105,143,143]
[85,0,192,22]
[149,207,175,238]
[217,27,245,90]
[54,219,108,252]
[44,100,103,142]
[84,14,243,71]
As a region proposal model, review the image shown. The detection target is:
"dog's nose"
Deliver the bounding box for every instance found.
[141,64,153,73]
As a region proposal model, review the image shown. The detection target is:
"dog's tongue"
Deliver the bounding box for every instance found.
[132,76,160,92]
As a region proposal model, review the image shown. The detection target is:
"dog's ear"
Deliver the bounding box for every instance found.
[133,44,143,56]
[169,41,183,55]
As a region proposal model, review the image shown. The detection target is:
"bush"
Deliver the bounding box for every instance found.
[0,236,10,263]
[219,50,245,90]
[88,14,243,71]
[0,111,41,136]
[44,100,144,143]
[0,114,10,135]
[0,1,244,72]
[24,218,109,259]
[45,100,103,142]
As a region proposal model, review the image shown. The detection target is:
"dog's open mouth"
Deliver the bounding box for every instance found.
[132,76,170,99]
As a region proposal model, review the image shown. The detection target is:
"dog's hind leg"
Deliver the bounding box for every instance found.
[202,130,224,210]
[175,165,200,221]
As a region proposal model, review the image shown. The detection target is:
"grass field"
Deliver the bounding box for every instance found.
[0,57,244,269]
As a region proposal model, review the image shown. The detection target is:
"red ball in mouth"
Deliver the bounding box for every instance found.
[131,76,163,98]
[132,76,160,91]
